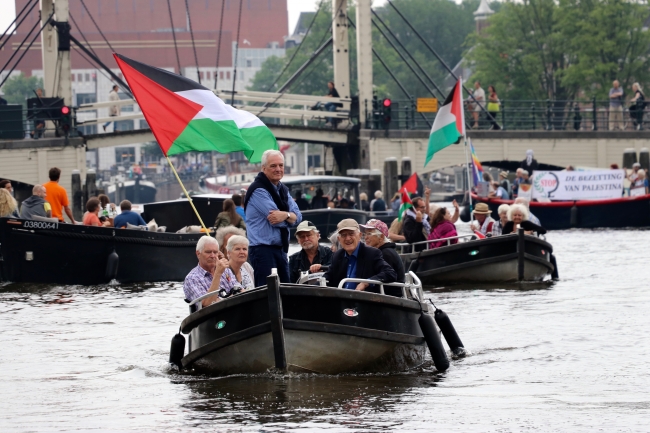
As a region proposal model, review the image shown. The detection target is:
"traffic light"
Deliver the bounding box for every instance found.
[381,98,392,128]
[60,106,72,135]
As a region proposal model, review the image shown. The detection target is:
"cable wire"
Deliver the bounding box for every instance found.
[184,0,201,84]
[0,11,55,89]
[265,0,323,92]
[166,0,183,75]
[0,0,38,51]
[79,0,117,53]
[69,12,99,59]
[230,0,244,106]
[0,12,42,81]
[213,0,226,90]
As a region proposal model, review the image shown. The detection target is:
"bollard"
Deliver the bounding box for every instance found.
[71,169,83,221]
[401,157,412,187]
[622,148,637,169]
[266,272,287,371]
[383,157,398,199]
[639,148,649,171]
[517,227,525,281]
[85,169,97,203]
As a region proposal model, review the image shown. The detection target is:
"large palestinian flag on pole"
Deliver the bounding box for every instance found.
[425,78,465,166]
[114,53,277,163]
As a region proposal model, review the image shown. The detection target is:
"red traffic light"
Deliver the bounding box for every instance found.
[61,106,70,115]
[383,98,392,107]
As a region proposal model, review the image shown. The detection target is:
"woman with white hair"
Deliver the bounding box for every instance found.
[630,169,649,196]
[630,82,646,130]
[502,204,546,235]
[370,190,386,212]
[220,235,254,295]
[491,204,510,236]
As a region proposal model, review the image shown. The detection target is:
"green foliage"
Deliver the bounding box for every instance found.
[468,0,650,101]
[2,73,44,107]
[249,0,479,101]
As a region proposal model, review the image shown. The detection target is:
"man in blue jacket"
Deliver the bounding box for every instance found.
[114,200,147,228]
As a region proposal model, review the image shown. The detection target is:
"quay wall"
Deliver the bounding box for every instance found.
[360,129,650,184]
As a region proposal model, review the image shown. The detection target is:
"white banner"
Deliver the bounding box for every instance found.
[531,170,625,200]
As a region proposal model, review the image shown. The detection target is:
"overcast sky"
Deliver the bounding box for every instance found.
[0,1,386,37]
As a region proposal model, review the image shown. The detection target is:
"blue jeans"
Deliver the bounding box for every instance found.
[324,102,337,123]
[248,245,290,287]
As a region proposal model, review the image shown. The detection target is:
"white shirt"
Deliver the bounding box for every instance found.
[473,87,485,108]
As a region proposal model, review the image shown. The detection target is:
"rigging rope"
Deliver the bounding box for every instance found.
[371,10,445,99]
[69,13,99,59]
[79,0,117,53]
[265,0,323,92]
[0,11,55,90]
[0,13,43,85]
[0,0,38,51]
[184,0,201,84]
[213,0,226,90]
[230,0,244,106]
[166,0,183,76]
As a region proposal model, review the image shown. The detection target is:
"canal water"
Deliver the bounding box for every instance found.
[1,228,648,431]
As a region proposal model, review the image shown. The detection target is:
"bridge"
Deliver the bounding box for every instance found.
[2,0,650,204]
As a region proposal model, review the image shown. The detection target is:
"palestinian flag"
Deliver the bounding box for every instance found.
[397,187,413,222]
[425,78,465,166]
[113,53,277,163]
[401,172,424,197]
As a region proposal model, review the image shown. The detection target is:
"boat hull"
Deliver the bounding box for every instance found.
[400,233,554,285]
[180,285,428,375]
[0,218,203,285]
[467,194,650,230]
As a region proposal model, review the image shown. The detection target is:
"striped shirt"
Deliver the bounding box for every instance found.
[183,265,214,304]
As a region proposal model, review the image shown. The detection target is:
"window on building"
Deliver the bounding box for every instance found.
[115,146,136,164]
[227,71,231,79]
[119,93,133,112]
[77,73,82,82]
[85,73,90,82]
[220,71,224,79]
[246,59,252,67]
[76,93,97,105]
[115,120,135,132]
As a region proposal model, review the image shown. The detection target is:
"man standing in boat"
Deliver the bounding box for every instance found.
[244,150,302,286]
[289,220,333,283]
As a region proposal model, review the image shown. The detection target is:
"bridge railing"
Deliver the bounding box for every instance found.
[365,98,648,131]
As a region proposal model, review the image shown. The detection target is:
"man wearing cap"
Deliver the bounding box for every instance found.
[471,202,496,235]
[288,220,333,283]
[360,219,405,284]
[244,150,302,286]
[319,219,396,291]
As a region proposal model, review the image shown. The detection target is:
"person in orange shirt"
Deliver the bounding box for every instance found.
[43,167,77,223]
[82,197,110,227]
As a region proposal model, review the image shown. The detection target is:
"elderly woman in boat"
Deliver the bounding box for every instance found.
[502,204,546,235]
[220,235,255,296]
[491,204,511,237]
[427,206,459,248]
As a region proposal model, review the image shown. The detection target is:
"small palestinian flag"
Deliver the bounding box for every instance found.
[114,53,277,163]
[425,78,465,166]
[397,187,413,222]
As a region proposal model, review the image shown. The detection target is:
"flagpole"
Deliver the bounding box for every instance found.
[165,156,210,233]
[463,136,474,225]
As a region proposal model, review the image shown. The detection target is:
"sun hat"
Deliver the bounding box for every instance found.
[295,220,318,234]
[472,202,492,215]
[335,218,360,234]
[359,219,388,237]
[499,171,508,178]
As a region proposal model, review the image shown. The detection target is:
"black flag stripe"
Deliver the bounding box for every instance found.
[115,53,207,93]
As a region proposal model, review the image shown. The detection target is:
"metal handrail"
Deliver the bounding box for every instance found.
[396,233,478,254]
[337,270,423,299]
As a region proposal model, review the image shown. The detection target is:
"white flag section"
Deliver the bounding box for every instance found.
[532,170,625,200]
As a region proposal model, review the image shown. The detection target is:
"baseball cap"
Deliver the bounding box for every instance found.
[359,219,388,237]
[335,218,360,234]
[295,220,318,234]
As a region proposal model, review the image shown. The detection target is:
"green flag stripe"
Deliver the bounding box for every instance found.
[425,122,461,166]
[168,118,252,156]
[241,126,278,164]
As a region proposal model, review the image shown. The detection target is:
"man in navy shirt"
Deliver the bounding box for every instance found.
[114,200,147,228]
[244,150,302,286]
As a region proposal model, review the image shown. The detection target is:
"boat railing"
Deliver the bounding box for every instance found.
[396,234,478,254]
[338,271,424,300]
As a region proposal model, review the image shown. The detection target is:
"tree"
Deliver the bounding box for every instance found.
[468,0,650,101]
[2,73,44,107]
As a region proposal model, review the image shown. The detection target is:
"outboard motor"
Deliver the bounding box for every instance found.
[434,308,466,357]
[418,312,449,372]
[169,329,186,369]
[105,250,119,281]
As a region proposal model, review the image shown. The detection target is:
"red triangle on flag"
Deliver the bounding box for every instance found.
[450,80,465,137]
[402,173,419,194]
[114,54,203,156]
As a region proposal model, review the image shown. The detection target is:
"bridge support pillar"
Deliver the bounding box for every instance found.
[383,157,398,198]
[332,0,351,104]
[356,0,373,126]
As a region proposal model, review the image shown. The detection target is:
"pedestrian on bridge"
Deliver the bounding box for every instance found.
[324,81,341,127]
[103,85,121,132]
[609,80,624,131]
